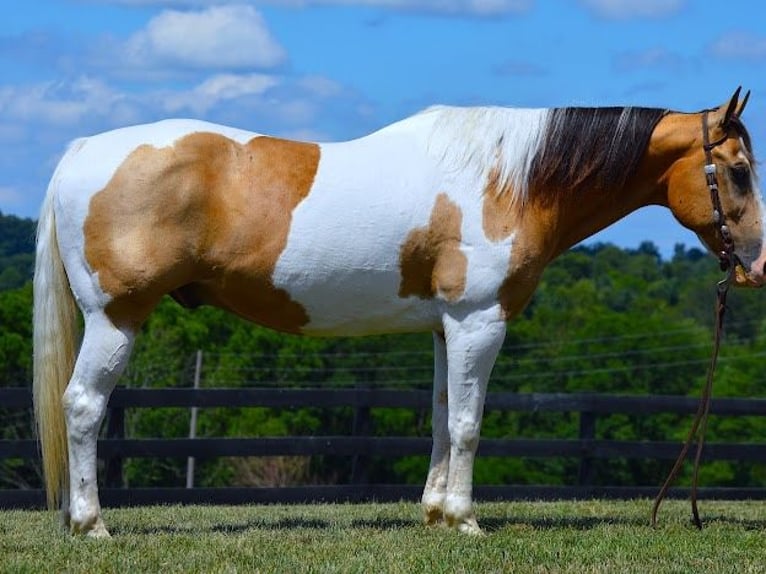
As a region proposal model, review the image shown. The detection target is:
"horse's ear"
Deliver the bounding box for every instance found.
[720,86,742,127]
[736,89,751,118]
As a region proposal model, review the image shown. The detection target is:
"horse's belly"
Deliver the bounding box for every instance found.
[272,263,441,336]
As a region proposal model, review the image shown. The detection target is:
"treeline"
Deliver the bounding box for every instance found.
[1,211,765,491]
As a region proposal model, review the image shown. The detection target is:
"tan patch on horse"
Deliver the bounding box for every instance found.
[482,166,517,243]
[398,193,467,302]
[84,133,320,332]
[482,166,554,320]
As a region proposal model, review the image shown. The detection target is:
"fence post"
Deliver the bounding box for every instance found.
[577,410,596,486]
[186,350,203,489]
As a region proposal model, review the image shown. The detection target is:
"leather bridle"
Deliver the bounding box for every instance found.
[651,110,738,530]
[702,110,739,278]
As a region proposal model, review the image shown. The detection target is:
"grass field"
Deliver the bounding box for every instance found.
[1,499,765,573]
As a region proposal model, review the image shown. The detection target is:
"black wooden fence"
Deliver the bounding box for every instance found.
[2,388,766,509]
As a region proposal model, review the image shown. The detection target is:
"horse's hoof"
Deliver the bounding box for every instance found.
[71,516,111,538]
[456,518,485,536]
[86,524,112,539]
[445,512,484,535]
[451,517,484,536]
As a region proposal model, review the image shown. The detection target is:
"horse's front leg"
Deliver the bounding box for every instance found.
[421,331,449,525]
[443,307,505,535]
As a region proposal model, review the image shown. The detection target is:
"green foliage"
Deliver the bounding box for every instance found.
[0,284,32,385]
[4,234,766,490]
[0,211,35,290]
[0,285,35,488]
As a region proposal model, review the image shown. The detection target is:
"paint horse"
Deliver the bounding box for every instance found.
[34,88,764,537]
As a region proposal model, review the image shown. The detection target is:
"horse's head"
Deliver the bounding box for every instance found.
[662,88,765,287]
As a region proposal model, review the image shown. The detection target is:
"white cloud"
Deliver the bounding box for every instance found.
[195,73,279,101]
[298,75,344,98]
[710,31,766,61]
[579,0,684,19]
[0,70,368,135]
[0,77,134,127]
[162,73,280,114]
[123,5,287,70]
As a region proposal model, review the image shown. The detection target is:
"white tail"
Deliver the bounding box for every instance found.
[33,185,79,509]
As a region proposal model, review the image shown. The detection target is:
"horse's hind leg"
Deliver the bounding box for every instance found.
[422,331,449,525]
[63,312,134,537]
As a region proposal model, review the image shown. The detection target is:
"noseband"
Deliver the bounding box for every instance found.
[652,110,738,529]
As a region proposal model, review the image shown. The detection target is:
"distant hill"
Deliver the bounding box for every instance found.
[0,211,36,289]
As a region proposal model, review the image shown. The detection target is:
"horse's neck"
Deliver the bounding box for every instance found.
[544,132,686,258]
[518,179,662,263]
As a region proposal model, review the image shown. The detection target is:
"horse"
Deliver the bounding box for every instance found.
[33,88,764,537]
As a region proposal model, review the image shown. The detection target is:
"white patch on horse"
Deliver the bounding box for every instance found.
[424,106,549,204]
[273,109,532,334]
[272,117,446,335]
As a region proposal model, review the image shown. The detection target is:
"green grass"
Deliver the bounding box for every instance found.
[1,500,765,573]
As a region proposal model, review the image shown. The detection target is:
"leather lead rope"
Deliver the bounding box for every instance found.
[651,110,735,529]
[651,277,729,529]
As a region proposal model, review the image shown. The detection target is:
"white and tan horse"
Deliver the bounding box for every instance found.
[34,89,765,536]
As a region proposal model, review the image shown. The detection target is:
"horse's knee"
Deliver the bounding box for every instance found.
[63,320,133,433]
[449,418,481,453]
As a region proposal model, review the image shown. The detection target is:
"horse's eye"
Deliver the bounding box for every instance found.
[730,164,751,188]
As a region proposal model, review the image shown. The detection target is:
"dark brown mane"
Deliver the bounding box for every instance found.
[528,106,668,202]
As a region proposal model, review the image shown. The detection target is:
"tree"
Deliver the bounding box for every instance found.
[0,284,36,488]
[0,211,35,290]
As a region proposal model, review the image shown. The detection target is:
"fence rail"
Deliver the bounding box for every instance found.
[2,388,766,508]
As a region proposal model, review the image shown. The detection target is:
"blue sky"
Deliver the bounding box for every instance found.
[2,0,765,257]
